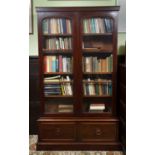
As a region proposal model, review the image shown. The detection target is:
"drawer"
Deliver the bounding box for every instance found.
[38,122,76,141]
[78,122,118,142]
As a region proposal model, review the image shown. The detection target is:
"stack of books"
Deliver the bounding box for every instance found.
[44,75,73,96]
[83,18,113,33]
[45,104,58,113]
[42,18,72,34]
[89,103,105,113]
[44,55,72,73]
[45,37,72,50]
[58,104,73,113]
[83,78,112,96]
[83,55,113,72]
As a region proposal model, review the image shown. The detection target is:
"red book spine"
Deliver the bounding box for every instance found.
[59,55,63,72]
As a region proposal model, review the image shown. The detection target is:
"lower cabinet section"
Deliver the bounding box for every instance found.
[37,117,121,150]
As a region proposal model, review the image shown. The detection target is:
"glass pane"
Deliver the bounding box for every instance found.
[42,17,74,114]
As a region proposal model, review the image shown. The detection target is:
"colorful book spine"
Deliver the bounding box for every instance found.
[51,56,56,72]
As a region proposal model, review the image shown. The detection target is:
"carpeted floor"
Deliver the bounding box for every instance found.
[29,135,123,155]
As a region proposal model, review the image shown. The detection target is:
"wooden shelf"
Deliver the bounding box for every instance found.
[44,95,73,98]
[83,95,112,98]
[44,81,73,84]
[83,111,111,114]
[83,81,111,84]
[83,72,112,75]
[42,49,72,54]
[43,33,72,37]
[82,33,112,36]
[44,72,72,75]
[82,48,113,53]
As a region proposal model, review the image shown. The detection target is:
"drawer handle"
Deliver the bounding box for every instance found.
[95,128,102,136]
[55,128,61,135]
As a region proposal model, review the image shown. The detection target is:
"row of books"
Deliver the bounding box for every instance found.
[83,55,113,72]
[83,18,113,33]
[44,56,72,73]
[45,37,72,50]
[83,78,112,96]
[42,18,72,34]
[44,76,73,96]
[45,104,73,113]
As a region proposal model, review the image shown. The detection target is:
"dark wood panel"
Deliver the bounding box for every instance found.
[29,56,40,134]
[117,54,126,154]
[119,84,126,102]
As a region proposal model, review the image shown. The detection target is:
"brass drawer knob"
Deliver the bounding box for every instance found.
[55,128,61,135]
[95,128,102,136]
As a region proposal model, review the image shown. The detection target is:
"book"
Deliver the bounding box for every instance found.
[58,104,73,113]
[44,75,61,80]
[66,76,73,95]
[42,19,49,34]
[89,103,105,110]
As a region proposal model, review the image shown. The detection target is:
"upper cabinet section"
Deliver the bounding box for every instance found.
[81,17,114,53]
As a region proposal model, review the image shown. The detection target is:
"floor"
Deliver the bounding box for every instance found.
[29,135,123,155]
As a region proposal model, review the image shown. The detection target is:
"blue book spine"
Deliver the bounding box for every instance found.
[109,19,113,33]
[86,84,89,95]
[109,82,112,95]
[62,19,67,34]
[104,18,109,33]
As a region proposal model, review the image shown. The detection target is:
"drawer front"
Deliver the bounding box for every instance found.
[78,122,118,142]
[39,122,76,141]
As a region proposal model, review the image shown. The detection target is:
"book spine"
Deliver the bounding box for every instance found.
[60,19,63,34]
[44,56,47,73]
[52,56,56,72]
[56,56,59,72]
[62,19,67,34]
[59,55,62,72]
